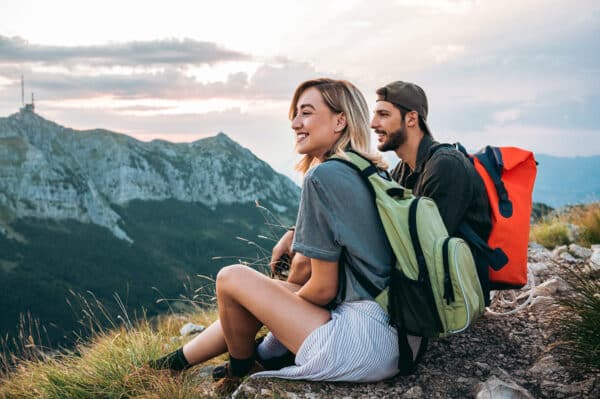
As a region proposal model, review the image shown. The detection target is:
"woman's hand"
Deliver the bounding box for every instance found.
[270,229,295,274]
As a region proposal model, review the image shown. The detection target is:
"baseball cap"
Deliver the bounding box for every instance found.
[376,81,431,135]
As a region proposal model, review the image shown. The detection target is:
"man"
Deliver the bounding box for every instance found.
[370,80,492,296]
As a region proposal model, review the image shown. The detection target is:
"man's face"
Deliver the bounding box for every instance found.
[371,100,406,152]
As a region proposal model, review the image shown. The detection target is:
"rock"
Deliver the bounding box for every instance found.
[475,362,491,372]
[528,243,552,262]
[528,355,564,379]
[566,224,580,242]
[401,386,423,399]
[534,277,570,297]
[559,252,578,263]
[473,376,534,399]
[568,243,593,259]
[528,262,548,276]
[179,322,205,337]
[552,245,568,258]
[592,244,600,251]
[528,296,555,312]
[590,250,600,271]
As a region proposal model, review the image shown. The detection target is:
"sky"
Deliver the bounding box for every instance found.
[1,0,599,181]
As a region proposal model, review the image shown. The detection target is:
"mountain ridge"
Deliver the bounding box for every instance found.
[0,110,300,242]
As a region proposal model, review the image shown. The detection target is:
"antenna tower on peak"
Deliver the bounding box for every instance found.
[20,75,36,113]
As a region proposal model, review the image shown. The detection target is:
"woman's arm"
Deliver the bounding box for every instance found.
[295,258,338,306]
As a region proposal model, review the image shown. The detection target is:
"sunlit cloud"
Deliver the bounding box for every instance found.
[0,35,250,66]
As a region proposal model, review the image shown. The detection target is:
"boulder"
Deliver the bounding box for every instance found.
[528,262,548,276]
[401,386,424,399]
[566,223,580,242]
[528,355,564,379]
[559,252,578,263]
[552,245,568,258]
[528,296,556,312]
[590,250,600,271]
[534,278,570,297]
[568,244,592,259]
[473,376,534,399]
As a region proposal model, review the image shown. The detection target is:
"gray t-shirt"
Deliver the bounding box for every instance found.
[292,160,394,305]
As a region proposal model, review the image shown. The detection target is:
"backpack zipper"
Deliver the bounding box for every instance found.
[449,240,472,333]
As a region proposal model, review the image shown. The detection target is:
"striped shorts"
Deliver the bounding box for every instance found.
[251,300,399,382]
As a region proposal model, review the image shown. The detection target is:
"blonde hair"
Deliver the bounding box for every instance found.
[290,78,388,175]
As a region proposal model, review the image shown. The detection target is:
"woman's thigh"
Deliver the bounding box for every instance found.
[217,265,331,353]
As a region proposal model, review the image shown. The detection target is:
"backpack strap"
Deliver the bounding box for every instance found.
[474,146,513,218]
[458,223,508,271]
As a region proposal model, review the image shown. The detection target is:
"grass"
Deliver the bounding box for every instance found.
[0,201,288,398]
[0,306,226,399]
[553,263,600,374]
[530,202,600,249]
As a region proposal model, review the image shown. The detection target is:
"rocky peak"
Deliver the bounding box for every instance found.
[0,112,300,242]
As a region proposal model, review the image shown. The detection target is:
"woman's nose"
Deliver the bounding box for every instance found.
[291,115,302,129]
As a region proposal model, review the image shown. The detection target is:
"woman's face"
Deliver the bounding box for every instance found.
[292,87,341,161]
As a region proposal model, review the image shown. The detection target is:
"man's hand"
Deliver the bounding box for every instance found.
[270,229,295,274]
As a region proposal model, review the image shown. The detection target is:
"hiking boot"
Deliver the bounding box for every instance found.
[212,361,264,397]
[254,334,296,370]
[212,361,264,381]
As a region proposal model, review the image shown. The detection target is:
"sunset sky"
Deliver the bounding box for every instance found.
[1,0,599,180]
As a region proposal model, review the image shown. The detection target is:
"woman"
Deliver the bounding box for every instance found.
[150,78,400,394]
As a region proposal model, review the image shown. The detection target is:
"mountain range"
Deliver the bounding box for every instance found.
[0,109,598,348]
[0,109,300,347]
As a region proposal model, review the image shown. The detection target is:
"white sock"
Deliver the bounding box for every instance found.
[257,332,288,360]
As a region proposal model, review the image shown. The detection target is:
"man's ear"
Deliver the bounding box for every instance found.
[405,110,418,128]
[335,112,347,132]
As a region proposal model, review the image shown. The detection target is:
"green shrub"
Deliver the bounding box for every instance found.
[530,202,600,248]
[530,220,570,249]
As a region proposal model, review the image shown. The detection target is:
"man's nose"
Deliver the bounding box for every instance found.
[370,117,378,129]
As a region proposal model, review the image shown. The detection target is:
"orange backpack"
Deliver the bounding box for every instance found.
[454,145,538,289]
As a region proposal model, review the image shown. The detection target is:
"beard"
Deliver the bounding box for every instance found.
[377,121,407,152]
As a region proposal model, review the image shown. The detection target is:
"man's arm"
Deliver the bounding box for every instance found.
[295,258,338,306]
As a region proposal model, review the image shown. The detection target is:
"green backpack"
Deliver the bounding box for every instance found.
[327,151,485,374]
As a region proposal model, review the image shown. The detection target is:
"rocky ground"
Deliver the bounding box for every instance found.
[228,243,600,398]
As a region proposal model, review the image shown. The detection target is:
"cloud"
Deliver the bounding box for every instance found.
[438,123,600,158]
[0,35,250,66]
[493,108,521,124]
[0,57,325,105]
[428,44,466,64]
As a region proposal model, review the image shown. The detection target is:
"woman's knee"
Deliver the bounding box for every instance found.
[216,264,252,295]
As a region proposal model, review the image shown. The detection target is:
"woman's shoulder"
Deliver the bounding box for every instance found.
[308,159,360,182]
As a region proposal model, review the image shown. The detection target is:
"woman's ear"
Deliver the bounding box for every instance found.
[335,112,347,133]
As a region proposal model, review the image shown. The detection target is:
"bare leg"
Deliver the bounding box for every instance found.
[182,319,227,365]
[182,278,303,365]
[216,264,330,359]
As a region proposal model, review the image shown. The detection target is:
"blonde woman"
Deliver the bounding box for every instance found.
[150,78,400,393]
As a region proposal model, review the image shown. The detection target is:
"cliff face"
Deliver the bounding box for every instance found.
[0,110,300,242]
